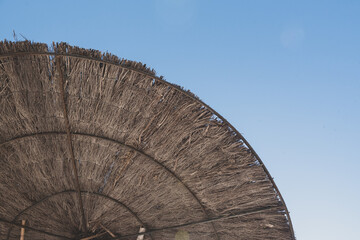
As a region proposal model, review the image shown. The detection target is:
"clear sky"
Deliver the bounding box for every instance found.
[1,0,359,239]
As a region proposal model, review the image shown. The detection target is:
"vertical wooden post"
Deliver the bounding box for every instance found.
[20,220,26,240]
[136,226,145,240]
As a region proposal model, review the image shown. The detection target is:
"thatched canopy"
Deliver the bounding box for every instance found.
[0,41,295,240]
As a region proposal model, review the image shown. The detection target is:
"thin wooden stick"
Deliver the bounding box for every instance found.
[100,223,116,238]
[20,220,25,240]
[80,231,107,240]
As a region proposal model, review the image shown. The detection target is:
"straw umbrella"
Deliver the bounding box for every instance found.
[0,41,295,239]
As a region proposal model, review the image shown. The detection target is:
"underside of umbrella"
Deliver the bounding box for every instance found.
[0,41,295,240]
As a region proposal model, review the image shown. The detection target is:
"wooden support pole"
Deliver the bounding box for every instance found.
[20,220,26,240]
[136,227,145,240]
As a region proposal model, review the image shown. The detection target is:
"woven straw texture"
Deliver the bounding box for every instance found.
[0,41,294,240]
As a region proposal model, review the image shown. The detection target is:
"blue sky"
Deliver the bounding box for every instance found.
[1,0,359,239]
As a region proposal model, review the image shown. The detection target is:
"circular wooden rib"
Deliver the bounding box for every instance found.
[1,131,218,239]
[6,190,151,240]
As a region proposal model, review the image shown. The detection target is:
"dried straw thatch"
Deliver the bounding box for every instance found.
[0,41,295,240]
